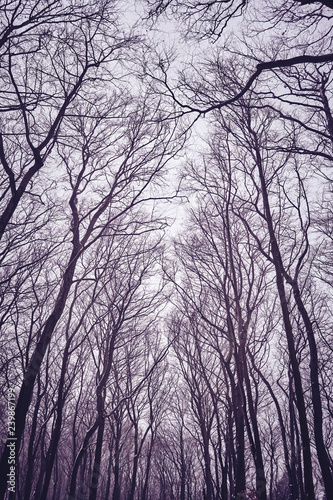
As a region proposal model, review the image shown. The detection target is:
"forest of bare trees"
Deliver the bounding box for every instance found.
[0,0,332,499]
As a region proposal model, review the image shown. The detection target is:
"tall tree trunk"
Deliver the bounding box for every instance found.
[112,416,122,500]
[289,376,306,500]
[23,375,43,500]
[89,416,105,500]
[251,357,298,500]
[241,348,267,500]
[128,422,140,500]
[141,435,154,500]
[250,125,315,499]
[40,342,70,500]
[285,278,333,496]
[68,419,100,500]
[104,443,114,500]
[33,426,48,500]
[234,382,246,500]
[0,241,80,500]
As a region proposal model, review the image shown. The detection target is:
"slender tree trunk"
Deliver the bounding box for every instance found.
[128,422,140,500]
[33,427,47,500]
[141,435,154,500]
[23,375,43,500]
[68,419,100,500]
[112,417,122,500]
[52,452,59,500]
[40,342,70,500]
[289,377,306,500]
[225,353,245,500]
[215,411,228,500]
[234,382,246,500]
[286,278,333,496]
[223,164,266,499]
[251,357,297,500]
[104,444,113,500]
[89,416,105,500]
[250,124,315,499]
[242,349,267,500]
[0,241,80,500]
[226,401,235,500]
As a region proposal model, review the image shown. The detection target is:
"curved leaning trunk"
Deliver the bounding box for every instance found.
[0,243,80,500]
[68,419,100,500]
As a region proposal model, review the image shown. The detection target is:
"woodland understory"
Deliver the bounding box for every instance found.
[0,1,332,499]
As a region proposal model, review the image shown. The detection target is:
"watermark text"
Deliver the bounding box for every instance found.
[6,387,16,493]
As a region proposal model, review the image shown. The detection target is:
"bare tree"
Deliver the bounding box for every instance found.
[166,152,272,498]
[218,98,332,498]
[0,0,138,240]
[144,0,333,116]
[0,73,184,498]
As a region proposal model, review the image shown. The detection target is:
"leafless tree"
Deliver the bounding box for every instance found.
[0,53,184,498]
